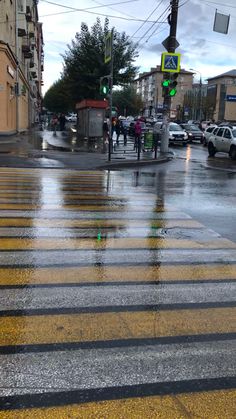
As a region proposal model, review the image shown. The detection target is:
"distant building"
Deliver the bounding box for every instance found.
[134,65,193,119]
[0,0,44,135]
[207,70,236,122]
[184,82,208,121]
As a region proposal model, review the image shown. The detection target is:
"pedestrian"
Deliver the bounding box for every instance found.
[51,114,58,134]
[115,119,121,145]
[59,113,66,131]
[103,118,109,144]
[134,119,142,150]
[111,119,116,140]
[122,124,128,146]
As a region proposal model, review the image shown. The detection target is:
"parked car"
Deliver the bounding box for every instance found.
[66,113,77,122]
[208,125,236,159]
[203,125,218,146]
[153,122,188,146]
[180,123,204,143]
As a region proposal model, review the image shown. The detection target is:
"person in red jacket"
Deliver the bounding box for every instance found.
[134,119,142,150]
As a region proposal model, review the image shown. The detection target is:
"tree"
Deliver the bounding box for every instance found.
[62,18,139,105]
[112,86,143,116]
[43,79,71,113]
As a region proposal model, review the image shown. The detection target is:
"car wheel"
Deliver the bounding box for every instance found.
[230,146,236,160]
[208,142,216,157]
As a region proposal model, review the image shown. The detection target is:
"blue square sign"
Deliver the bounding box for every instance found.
[161,52,181,73]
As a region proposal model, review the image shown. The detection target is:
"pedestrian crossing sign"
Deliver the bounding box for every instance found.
[161,52,181,73]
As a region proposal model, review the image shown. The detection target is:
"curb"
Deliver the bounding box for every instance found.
[99,156,173,170]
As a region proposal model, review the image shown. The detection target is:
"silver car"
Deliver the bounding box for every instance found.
[153,122,188,146]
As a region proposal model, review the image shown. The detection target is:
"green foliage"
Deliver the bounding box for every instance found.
[61,18,139,105]
[112,86,143,116]
[43,79,71,113]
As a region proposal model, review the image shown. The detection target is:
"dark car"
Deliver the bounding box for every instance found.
[180,124,204,143]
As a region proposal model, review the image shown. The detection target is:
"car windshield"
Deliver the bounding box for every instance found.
[169,124,182,131]
[232,129,236,138]
[189,125,201,131]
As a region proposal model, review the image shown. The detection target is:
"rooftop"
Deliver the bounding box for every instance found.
[207,69,236,81]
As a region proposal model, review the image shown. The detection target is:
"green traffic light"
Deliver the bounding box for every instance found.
[102,86,108,94]
[162,79,170,87]
[169,88,177,97]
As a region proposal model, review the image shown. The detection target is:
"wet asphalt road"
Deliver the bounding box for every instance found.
[139,142,236,242]
[0,144,235,417]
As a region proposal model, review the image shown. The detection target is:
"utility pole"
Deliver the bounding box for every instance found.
[160,0,179,153]
[108,30,114,162]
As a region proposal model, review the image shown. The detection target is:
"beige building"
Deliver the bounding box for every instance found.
[134,65,193,118]
[207,70,236,122]
[0,0,44,135]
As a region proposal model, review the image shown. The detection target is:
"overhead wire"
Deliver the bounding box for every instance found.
[89,0,137,19]
[199,0,236,8]
[130,0,166,39]
[136,4,170,47]
[38,0,166,23]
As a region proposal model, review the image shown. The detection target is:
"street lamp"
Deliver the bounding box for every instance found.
[190,68,202,121]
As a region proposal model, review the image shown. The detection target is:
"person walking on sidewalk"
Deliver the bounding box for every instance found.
[51,114,59,134]
[134,119,142,151]
[59,113,66,131]
[115,120,121,145]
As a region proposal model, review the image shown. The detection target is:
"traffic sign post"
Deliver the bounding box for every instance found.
[160,0,180,154]
[105,32,112,64]
[104,30,114,161]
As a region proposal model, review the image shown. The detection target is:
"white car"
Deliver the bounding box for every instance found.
[208,125,236,160]
[66,113,77,122]
[153,122,188,146]
[203,125,218,146]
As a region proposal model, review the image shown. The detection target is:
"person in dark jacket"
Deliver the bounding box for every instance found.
[115,120,121,145]
[59,113,66,131]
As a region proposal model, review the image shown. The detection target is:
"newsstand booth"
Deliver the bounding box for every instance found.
[76,99,108,145]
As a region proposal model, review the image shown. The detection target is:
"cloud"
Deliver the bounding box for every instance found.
[38,0,236,94]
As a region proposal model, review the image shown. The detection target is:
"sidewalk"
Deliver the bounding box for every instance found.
[0,129,174,170]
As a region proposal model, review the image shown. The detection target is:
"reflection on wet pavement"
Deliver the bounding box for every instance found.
[0,167,235,417]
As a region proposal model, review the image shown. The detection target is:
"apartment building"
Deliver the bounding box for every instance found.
[134,65,193,118]
[207,70,236,122]
[0,0,44,135]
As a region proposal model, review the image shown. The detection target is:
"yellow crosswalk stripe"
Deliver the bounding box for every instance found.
[0,219,205,228]
[0,237,234,250]
[0,264,235,286]
[1,389,235,418]
[0,307,235,346]
[0,204,168,211]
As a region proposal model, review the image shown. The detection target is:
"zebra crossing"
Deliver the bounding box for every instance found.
[0,167,235,418]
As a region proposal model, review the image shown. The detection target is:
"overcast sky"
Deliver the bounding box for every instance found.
[38,0,236,94]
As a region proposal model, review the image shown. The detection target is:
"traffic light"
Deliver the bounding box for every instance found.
[169,73,178,97]
[162,73,179,97]
[100,76,110,96]
[162,78,171,97]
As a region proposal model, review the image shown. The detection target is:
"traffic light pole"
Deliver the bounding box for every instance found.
[161,0,179,153]
[108,30,114,162]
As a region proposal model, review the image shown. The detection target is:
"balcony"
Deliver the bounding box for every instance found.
[28,22,35,38]
[18,16,27,37]
[26,6,32,22]
[22,37,33,59]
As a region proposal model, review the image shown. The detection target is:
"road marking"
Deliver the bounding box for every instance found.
[0,307,235,346]
[0,237,233,250]
[0,264,235,286]
[0,388,236,418]
[0,218,204,228]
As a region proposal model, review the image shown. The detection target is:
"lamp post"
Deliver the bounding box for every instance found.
[190,68,202,121]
